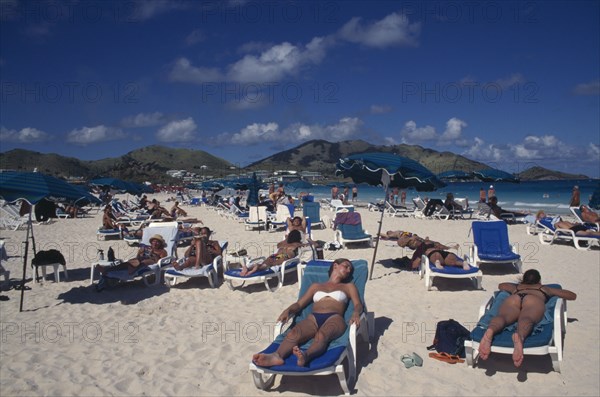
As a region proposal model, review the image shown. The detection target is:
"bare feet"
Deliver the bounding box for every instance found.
[434,260,444,270]
[479,328,494,360]
[252,352,284,367]
[292,346,307,367]
[462,261,471,271]
[512,333,524,367]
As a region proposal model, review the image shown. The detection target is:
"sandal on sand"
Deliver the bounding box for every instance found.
[428,352,465,364]
[401,352,424,368]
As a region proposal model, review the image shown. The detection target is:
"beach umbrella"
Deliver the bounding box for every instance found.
[0,171,101,312]
[336,153,446,279]
[0,171,100,205]
[336,153,446,192]
[437,170,472,181]
[89,177,142,195]
[472,169,520,183]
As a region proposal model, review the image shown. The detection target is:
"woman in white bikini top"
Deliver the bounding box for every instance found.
[252,258,363,368]
[313,290,349,303]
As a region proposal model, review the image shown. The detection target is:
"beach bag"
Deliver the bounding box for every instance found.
[427,319,471,358]
[31,249,66,267]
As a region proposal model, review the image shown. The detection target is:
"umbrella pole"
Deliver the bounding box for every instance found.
[19,206,33,312]
[369,186,389,280]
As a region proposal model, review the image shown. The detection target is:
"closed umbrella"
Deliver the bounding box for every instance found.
[336,153,446,279]
[0,171,101,312]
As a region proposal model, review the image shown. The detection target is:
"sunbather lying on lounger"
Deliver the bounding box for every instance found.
[173,227,222,270]
[478,269,576,367]
[580,205,600,223]
[96,234,168,276]
[240,230,305,277]
[252,258,362,367]
[397,234,467,270]
[536,211,600,237]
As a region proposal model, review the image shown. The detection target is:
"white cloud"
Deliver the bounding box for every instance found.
[185,29,205,46]
[227,37,329,83]
[218,117,364,146]
[463,137,504,161]
[170,37,330,84]
[169,12,418,86]
[370,104,392,114]
[588,143,600,157]
[156,117,198,142]
[230,122,279,145]
[495,73,525,88]
[168,57,225,84]
[120,112,165,128]
[0,126,50,143]
[67,125,125,145]
[400,120,437,143]
[572,79,600,95]
[338,12,420,48]
[440,117,467,141]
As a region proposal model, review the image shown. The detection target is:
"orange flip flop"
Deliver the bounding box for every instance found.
[428,352,465,364]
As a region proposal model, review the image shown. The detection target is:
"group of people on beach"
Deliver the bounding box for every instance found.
[92,192,591,372]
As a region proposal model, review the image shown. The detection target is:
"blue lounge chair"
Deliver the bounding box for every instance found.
[419,254,482,291]
[302,201,325,229]
[470,220,522,273]
[465,284,567,372]
[164,241,228,288]
[537,217,600,250]
[249,259,374,395]
[223,246,313,292]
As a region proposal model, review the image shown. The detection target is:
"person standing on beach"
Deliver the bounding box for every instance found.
[479,188,487,203]
[331,185,339,200]
[352,185,358,202]
[401,190,407,206]
[487,185,496,202]
[569,185,580,207]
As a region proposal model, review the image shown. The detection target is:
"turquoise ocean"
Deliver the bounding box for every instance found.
[299,179,600,216]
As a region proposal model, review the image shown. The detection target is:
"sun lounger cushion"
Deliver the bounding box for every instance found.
[337,224,370,240]
[430,264,480,275]
[165,266,213,278]
[470,284,561,348]
[255,343,346,372]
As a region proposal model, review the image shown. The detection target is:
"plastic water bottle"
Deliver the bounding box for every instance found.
[107,247,115,262]
[98,249,104,261]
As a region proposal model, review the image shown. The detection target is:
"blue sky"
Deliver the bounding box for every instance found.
[1,0,599,177]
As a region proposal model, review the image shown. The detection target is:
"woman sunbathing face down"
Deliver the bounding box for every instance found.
[252,258,363,368]
[478,269,577,367]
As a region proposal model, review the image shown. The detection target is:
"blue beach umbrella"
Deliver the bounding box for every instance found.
[90,177,142,195]
[336,153,446,192]
[0,171,101,312]
[472,169,520,183]
[0,171,100,205]
[336,153,445,279]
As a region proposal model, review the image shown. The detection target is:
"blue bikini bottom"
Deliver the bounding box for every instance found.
[312,312,338,328]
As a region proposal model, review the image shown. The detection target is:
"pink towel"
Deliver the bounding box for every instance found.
[334,212,362,229]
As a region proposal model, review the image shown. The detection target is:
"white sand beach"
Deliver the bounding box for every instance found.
[1,194,598,396]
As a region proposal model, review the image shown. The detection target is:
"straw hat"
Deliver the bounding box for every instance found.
[149,234,166,247]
